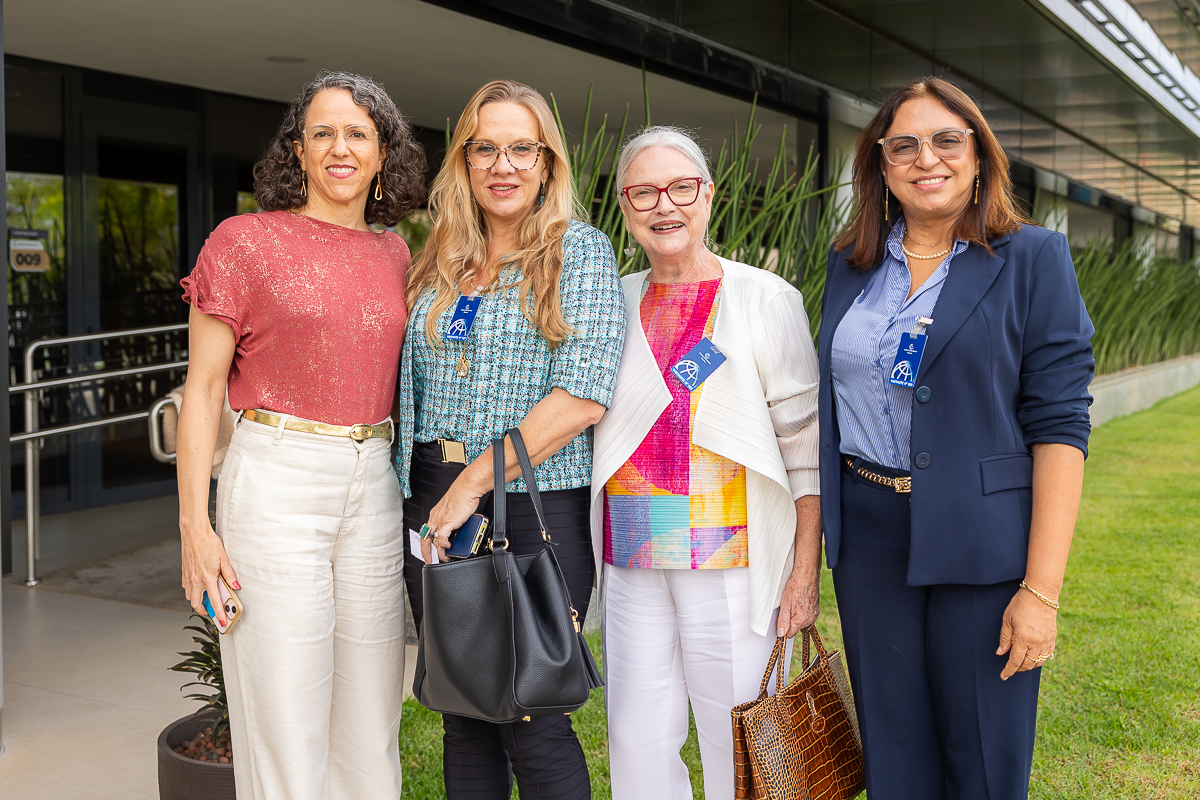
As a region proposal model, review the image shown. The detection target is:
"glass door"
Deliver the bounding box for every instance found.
[77,107,202,506]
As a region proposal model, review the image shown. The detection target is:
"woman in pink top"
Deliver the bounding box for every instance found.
[176,72,425,800]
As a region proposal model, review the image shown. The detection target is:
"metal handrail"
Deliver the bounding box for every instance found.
[13,322,188,586]
[148,395,178,464]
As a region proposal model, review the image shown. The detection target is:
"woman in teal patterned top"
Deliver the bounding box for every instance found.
[394,80,624,800]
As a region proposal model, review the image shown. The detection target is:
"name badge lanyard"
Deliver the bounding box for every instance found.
[889,316,932,388]
[447,286,485,378]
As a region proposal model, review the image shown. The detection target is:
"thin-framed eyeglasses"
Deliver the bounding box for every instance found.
[621,177,704,211]
[302,124,380,152]
[463,141,546,171]
[878,128,974,166]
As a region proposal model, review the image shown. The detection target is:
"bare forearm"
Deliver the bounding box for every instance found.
[1024,442,1085,601]
[793,495,822,579]
[458,387,605,494]
[177,386,224,534]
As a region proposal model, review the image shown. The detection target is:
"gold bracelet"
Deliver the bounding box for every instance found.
[1020,580,1061,610]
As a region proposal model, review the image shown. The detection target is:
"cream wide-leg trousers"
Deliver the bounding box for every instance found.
[603,565,785,800]
[216,418,406,800]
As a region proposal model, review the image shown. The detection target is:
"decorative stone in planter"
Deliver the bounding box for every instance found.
[158,714,236,800]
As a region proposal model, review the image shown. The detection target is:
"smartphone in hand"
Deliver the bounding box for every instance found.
[444,514,489,560]
[202,574,244,634]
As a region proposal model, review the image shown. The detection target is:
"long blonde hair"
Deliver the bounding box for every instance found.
[408,80,583,348]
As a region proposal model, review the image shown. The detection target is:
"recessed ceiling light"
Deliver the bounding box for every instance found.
[1143,59,1163,74]
[1080,1,1107,22]
[1124,42,1146,60]
[1103,22,1128,42]
[266,56,306,64]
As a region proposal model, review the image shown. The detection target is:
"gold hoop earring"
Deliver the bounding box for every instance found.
[374,173,383,201]
[974,173,980,205]
[301,169,307,198]
[884,182,889,222]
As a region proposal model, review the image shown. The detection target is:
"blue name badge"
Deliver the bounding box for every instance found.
[671,337,726,391]
[889,332,927,388]
[446,295,482,342]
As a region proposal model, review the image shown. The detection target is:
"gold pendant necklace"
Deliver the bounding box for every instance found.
[901,243,953,260]
[904,233,950,248]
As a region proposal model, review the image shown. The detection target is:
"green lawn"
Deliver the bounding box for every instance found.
[401,386,1200,798]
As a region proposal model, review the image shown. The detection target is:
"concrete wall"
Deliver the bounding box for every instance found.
[1090,353,1200,427]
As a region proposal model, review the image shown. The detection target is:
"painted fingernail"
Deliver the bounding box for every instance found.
[233,581,242,590]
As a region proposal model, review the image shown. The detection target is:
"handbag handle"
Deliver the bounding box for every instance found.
[800,625,830,670]
[491,436,508,551]
[756,637,789,700]
[506,428,551,539]
[488,428,552,552]
[755,626,833,700]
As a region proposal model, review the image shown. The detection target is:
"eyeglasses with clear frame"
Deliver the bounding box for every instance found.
[621,177,704,211]
[878,128,974,166]
[463,141,546,171]
[302,124,380,152]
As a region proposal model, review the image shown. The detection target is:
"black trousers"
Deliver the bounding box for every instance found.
[404,447,594,800]
[831,457,1040,800]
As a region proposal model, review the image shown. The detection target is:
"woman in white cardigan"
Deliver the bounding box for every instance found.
[592,126,822,799]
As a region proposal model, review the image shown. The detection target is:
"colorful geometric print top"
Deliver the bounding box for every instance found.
[604,279,750,570]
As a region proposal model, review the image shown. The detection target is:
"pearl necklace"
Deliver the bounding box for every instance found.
[901,243,953,260]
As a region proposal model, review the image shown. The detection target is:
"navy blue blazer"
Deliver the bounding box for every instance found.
[818,224,1095,585]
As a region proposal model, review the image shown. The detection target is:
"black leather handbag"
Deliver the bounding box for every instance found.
[412,428,604,723]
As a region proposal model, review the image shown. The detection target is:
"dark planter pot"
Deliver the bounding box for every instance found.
[158,715,236,800]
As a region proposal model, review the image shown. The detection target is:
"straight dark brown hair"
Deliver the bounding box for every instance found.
[834,77,1030,270]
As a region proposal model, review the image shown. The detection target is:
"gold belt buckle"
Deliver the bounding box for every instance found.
[348,423,372,442]
[895,476,912,493]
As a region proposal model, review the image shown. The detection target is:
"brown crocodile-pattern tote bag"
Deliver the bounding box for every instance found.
[731,627,865,800]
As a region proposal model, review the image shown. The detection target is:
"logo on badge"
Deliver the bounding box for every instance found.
[447,318,468,338]
[675,360,700,389]
[891,361,914,384]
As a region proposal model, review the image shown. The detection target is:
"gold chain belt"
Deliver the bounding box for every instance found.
[243,409,393,443]
[844,456,911,493]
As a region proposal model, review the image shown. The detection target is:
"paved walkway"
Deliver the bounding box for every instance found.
[0,578,419,798]
[0,580,196,800]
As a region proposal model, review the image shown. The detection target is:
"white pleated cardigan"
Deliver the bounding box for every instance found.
[590,257,821,635]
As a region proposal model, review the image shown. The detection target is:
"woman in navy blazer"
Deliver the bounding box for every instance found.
[818,78,1094,800]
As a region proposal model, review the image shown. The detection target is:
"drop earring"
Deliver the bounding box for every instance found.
[884,181,889,222]
[974,173,980,204]
[301,169,307,198]
[374,173,383,201]
[539,182,547,207]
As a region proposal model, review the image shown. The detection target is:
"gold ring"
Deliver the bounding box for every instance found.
[1025,654,1040,662]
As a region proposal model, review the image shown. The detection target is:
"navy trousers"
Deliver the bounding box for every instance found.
[831,458,1040,800]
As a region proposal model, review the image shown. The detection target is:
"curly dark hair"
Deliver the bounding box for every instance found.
[253,71,426,227]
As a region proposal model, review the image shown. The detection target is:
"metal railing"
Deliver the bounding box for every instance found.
[9,323,188,585]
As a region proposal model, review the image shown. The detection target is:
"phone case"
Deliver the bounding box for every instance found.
[445,514,489,560]
[203,574,244,634]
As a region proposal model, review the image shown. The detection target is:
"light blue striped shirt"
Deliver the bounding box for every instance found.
[830,222,968,470]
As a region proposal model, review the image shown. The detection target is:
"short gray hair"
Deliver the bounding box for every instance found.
[615,126,712,195]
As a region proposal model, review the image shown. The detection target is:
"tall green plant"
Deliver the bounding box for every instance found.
[1075,239,1200,375]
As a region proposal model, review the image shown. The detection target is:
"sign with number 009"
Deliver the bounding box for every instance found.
[9,229,50,273]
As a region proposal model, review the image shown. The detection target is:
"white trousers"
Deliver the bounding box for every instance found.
[603,566,783,800]
[217,418,406,800]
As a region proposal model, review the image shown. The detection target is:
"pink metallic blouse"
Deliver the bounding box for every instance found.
[181,211,409,426]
